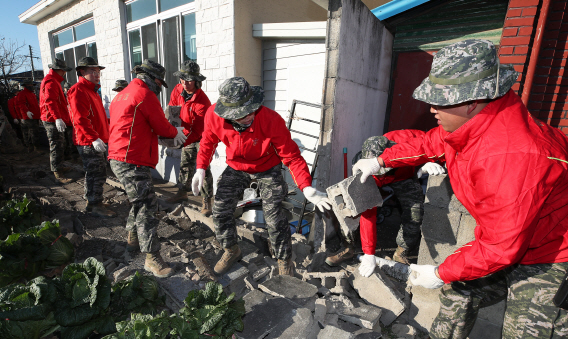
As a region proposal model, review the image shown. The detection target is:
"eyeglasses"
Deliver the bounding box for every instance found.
[84,68,102,75]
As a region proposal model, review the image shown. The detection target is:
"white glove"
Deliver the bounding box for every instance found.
[417,162,445,178]
[174,127,187,146]
[302,186,331,212]
[26,111,33,119]
[352,158,382,183]
[358,254,376,277]
[92,138,107,153]
[409,264,444,289]
[13,119,19,125]
[55,119,66,132]
[191,168,205,196]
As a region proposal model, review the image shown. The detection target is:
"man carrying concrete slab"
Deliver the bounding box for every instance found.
[192,77,332,276]
[353,39,568,338]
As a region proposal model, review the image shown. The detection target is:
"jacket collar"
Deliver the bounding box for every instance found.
[78,75,101,92]
[49,69,65,83]
[444,90,514,152]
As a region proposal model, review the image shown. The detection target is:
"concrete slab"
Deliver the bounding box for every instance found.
[219,262,249,296]
[243,289,268,313]
[259,275,318,299]
[241,297,302,339]
[317,325,355,339]
[336,304,382,330]
[265,308,316,339]
[159,271,200,307]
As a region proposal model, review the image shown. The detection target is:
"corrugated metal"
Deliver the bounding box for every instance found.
[371,0,432,21]
[390,0,508,52]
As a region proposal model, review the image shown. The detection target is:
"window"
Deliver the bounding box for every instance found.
[52,18,98,85]
[126,0,196,106]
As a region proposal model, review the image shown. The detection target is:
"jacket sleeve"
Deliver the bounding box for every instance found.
[437,153,561,283]
[144,96,178,138]
[14,93,26,119]
[69,89,101,143]
[183,99,211,146]
[268,112,312,190]
[42,80,65,120]
[381,126,447,168]
[196,106,220,170]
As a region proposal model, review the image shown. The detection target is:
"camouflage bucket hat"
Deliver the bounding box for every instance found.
[173,60,206,82]
[413,39,519,106]
[75,56,105,70]
[20,78,34,86]
[48,58,72,72]
[214,77,264,120]
[112,79,129,91]
[132,59,168,88]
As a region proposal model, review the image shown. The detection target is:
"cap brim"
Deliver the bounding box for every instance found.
[412,64,519,106]
[214,86,264,120]
[76,65,105,70]
[173,71,206,82]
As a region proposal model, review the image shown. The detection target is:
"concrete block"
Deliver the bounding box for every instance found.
[449,194,469,214]
[219,263,249,296]
[252,266,271,281]
[424,174,453,208]
[421,204,461,245]
[314,298,327,324]
[243,289,268,313]
[265,308,315,339]
[317,325,355,339]
[349,267,405,326]
[417,236,460,266]
[336,304,382,330]
[241,251,263,265]
[391,323,417,339]
[241,297,302,339]
[259,275,318,299]
[407,285,441,333]
[456,213,477,246]
[326,171,383,218]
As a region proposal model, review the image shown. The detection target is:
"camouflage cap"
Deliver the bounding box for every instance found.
[132,59,168,88]
[214,77,264,120]
[112,79,129,91]
[75,56,105,70]
[413,39,519,106]
[20,78,34,86]
[48,58,72,72]
[173,60,206,82]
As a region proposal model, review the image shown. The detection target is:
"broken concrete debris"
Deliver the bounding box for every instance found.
[259,275,318,299]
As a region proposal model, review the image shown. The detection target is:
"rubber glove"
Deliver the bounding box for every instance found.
[174,127,187,146]
[302,186,331,212]
[26,111,33,119]
[13,119,19,125]
[192,168,205,196]
[416,162,445,178]
[55,119,66,132]
[409,264,444,289]
[352,158,381,183]
[358,254,376,277]
[92,138,107,153]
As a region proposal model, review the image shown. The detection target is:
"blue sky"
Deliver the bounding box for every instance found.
[1,1,43,72]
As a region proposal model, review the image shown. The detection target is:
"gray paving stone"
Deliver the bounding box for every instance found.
[259,275,318,299]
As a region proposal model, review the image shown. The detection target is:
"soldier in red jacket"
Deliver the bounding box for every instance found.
[354,39,568,338]
[165,61,213,214]
[40,59,74,184]
[193,77,331,276]
[69,57,116,218]
[109,59,186,278]
[15,79,41,152]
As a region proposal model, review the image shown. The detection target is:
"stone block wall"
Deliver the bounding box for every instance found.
[409,174,505,339]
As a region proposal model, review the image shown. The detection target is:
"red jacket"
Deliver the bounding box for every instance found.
[168,83,184,106]
[179,89,211,146]
[7,97,19,120]
[359,129,427,255]
[380,90,568,283]
[108,78,178,168]
[68,76,109,145]
[15,88,40,120]
[40,69,70,125]
[197,104,313,190]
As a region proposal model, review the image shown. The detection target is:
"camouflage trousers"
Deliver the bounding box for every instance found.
[20,119,39,148]
[43,121,65,172]
[109,160,160,253]
[430,261,568,339]
[77,145,107,204]
[214,164,291,260]
[179,142,213,197]
[64,128,78,159]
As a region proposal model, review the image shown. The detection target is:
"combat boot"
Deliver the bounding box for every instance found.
[126,231,139,252]
[144,252,173,278]
[201,197,212,216]
[393,246,411,265]
[165,189,188,204]
[278,257,295,276]
[325,246,355,267]
[214,244,242,275]
[87,202,117,218]
[54,171,73,184]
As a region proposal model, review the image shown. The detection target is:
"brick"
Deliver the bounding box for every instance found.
[498,46,514,55]
[512,83,521,92]
[504,17,536,28]
[528,101,542,110]
[548,11,565,21]
[549,118,568,127]
[502,27,518,37]
[513,64,525,73]
[509,0,540,7]
[501,36,532,46]
[500,55,528,64]
[514,46,530,55]
[532,84,546,93]
[521,7,538,17]
[506,8,523,18]
[518,26,535,36]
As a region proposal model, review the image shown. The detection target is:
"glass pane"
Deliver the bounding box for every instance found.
[162,16,180,105]
[159,0,192,12]
[87,42,98,61]
[53,29,73,48]
[63,48,77,85]
[74,20,96,41]
[142,23,158,63]
[74,45,87,63]
[126,0,157,23]
[182,13,196,62]
[129,30,143,69]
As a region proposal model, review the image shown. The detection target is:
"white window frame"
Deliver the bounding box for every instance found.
[53,18,97,55]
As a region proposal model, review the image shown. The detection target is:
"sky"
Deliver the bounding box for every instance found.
[1,1,44,72]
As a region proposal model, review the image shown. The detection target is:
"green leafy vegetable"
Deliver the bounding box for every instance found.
[109,271,165,322]
[0,195,42,239]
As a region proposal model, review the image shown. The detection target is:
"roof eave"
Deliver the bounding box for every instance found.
[19,0,76,26]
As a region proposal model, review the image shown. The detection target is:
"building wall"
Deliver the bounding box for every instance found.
[234,0,327,86]
[36,0,127,112]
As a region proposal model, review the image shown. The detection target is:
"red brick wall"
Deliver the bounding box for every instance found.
[499,0,568,136]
